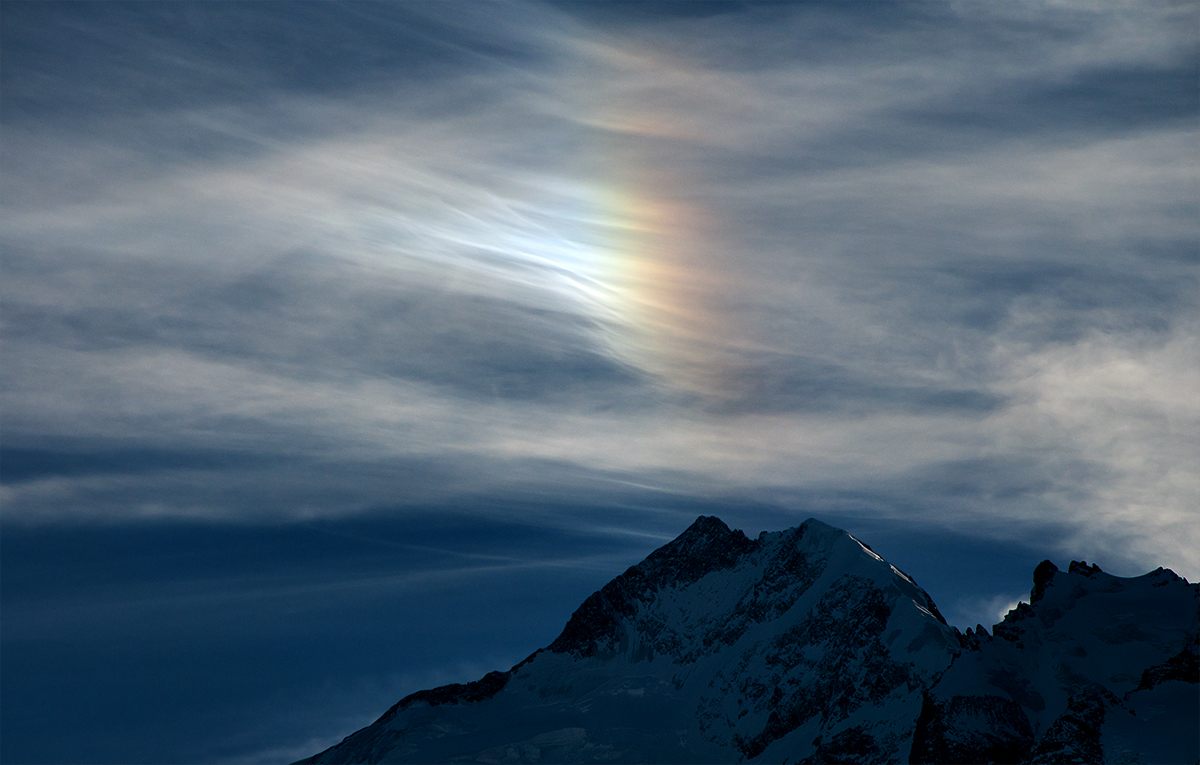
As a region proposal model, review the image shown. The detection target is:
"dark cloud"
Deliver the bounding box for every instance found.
[700,350,1007,416]
[918,61,1198,136]
[0,2,547,122]
[0,444,278,484]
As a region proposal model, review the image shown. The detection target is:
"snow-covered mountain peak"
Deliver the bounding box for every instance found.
[297,518,1198,765]
[627,515,758,587]
[992,558,1195,659]
[546,516,948,664]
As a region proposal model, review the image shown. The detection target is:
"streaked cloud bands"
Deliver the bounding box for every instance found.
[3,0,1197,580]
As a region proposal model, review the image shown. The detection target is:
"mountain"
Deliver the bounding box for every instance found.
[297,517,1199,764]
[912,560,1199,765]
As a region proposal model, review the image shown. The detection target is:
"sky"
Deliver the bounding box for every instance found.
[1,1,1197,762]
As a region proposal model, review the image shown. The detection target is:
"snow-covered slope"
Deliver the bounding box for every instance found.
[912,560,1199,765]
[299,517,959,763]
[297,517,1198,764]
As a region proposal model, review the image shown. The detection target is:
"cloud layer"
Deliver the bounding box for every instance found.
[3,0,1197,578]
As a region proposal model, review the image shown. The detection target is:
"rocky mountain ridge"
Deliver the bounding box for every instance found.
[297,517,1198,764]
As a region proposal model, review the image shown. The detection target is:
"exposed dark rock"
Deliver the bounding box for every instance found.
[548,516,758,658]
[802,725,886,765]
[1031,559,1058,603]
[1021,687,1114,764]
[1067,560,1102,577]
[910,692,1035,765]
[387,670,512,714]
[1132,640,1199,692]
[992,600,1037,644]
[734,575,906,759]
[959,624,993,651]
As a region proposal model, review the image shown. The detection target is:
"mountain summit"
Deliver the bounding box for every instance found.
[297,517,1198,764]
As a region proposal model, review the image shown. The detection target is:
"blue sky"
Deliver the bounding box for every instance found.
[1,2,1197,762]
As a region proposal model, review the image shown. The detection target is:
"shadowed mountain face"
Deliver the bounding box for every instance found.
[297,517,1199,764]
[912,560,1200,765]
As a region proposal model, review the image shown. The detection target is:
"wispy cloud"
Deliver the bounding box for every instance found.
[2,0,1196,582]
